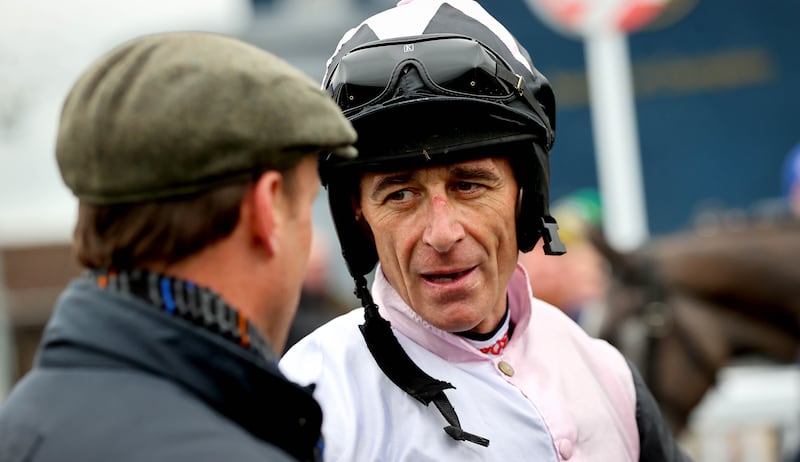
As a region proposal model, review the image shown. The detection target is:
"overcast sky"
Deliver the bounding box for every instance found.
[0,0,253,245]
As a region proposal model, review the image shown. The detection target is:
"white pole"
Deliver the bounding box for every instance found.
[584,28,649,250]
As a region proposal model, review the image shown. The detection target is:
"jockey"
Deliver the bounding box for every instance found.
[280,1,691,461]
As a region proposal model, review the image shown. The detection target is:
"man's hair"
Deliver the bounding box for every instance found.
[75,163,304,270]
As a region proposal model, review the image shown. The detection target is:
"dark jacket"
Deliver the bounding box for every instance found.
[0,274,323,462]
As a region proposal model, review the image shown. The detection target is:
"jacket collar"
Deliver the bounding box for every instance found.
[38,275,322,461]
[373,263,534,362]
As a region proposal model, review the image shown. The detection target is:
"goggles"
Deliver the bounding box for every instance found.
[326,34,531,114]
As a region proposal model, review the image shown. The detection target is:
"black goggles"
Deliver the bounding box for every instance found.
[326,34,529,113]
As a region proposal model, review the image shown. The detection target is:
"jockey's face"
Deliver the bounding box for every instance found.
[357,157,519,334]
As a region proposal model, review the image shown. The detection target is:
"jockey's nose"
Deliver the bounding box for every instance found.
[422,194,465,253]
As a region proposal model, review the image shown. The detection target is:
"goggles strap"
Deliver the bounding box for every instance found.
[494,66,553,145]
[494,65,525,97]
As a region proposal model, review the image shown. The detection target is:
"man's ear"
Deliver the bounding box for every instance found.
[250,170,285,256]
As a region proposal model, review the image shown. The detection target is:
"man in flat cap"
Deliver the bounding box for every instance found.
[0,31,356,462]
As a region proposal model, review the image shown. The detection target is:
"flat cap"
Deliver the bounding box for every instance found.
[56,31,357,204]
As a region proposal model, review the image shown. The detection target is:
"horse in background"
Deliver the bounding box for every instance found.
[590,218,800,435]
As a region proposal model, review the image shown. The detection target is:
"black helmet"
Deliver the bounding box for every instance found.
[321,0,565,280]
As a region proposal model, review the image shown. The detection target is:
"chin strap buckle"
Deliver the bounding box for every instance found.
[541,216,567,255]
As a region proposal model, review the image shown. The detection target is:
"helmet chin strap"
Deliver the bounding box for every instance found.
[353,275,491,447]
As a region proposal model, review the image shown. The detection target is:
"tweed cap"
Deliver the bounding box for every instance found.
[56,31,357,204]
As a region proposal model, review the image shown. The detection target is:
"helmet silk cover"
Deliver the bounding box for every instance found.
[324,0,536,90]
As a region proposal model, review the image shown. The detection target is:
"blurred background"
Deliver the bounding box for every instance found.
[1,0,798,460]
